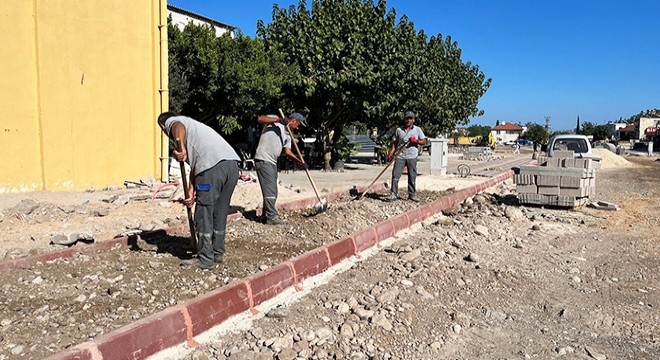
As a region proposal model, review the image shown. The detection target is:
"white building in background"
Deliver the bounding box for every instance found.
[167,4,235,37]
[491,122,524,144]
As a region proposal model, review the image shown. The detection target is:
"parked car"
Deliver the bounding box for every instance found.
[548,134,592,157]
[517,139,533,146]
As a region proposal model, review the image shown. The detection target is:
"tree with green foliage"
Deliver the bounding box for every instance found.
[257,0,490,168]
[521,122,548,159]
[466,125,491,137]
[168,19,296,136]
[580,121,612,141]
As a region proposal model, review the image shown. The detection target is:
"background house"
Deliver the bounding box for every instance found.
[491,122,524,144]
[167,4,235,37]
[1,1,168,192]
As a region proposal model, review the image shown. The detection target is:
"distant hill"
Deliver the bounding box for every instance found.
[618,109,660,123]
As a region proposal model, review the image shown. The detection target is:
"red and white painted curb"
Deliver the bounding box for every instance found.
[41,172,512,360]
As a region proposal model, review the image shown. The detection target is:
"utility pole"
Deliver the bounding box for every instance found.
[544,116,550,135]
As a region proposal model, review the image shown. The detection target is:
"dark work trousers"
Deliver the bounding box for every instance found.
[391,157,418,198]
[254,160,279,219]
[193,160,239,266]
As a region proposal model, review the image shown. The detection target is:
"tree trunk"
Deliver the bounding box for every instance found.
[532,143,539,160]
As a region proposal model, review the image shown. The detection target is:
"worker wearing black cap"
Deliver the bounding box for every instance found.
[388,111,426,202]
[254,113,306,224]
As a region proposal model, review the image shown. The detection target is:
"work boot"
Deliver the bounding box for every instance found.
[266,215,286,225]
[180,257,214,270]
[386,193,398,202]
[408,196,419,202]
[214,254,224,264]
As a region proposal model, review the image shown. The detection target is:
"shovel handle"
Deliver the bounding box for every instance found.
[278,109,325,204]
[358,141,410,200]
[175,138,197,249]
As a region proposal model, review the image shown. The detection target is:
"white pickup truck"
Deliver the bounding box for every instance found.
[548,134,593,158]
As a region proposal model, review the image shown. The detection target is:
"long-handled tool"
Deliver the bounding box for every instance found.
[278,109,328,214]
[175,138,197,249]
[357,140,410,200]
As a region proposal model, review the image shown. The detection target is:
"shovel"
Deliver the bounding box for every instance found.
[175,138,197,249]
[357,140,410,200]
[278,109,328,214]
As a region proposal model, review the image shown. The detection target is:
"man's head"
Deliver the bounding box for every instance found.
[287,112,307,130]
[157,111,177,132]
[403,110,416,127]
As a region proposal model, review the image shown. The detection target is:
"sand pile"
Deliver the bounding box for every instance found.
[592,149,637,169]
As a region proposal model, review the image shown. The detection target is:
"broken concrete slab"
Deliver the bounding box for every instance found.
[50,231,95,246]
[8,199,39,216]
[587,200,620,211]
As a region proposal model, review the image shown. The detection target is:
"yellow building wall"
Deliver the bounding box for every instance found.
[0,0,166,192]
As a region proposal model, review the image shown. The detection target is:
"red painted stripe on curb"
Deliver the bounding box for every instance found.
[326,237,357,265]
[184,281,250,336]
[172,305,202,348]
[244,281,259,315]
[248,264,294,307]
[353,227,378,253]
[420,203,435,220]
[291,249,330,281]
[283,261,303,291]
[391,214,410,233]
[93,307,188,360]
[406,208,424,225]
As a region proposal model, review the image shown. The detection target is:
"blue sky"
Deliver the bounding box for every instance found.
[169,0,659,131]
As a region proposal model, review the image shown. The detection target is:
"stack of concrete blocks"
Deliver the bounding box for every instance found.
[515,151,600,208]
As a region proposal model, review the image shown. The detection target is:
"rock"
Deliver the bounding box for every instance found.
[371,313,393,331]
[10,199,39,215]
[532,224,541,231]
[376,288,400,303]
[271,336,293,351]
[190,349,214,360]
[466,253,479,263]
[0,212,4,223]
[148,261,164,269]
[92,207,110,217]
[229,351,271,360]
[451,240,464,249]
[267,307,288,319]
[32,276,44,285]
[585,346,607,360]
[430,341,443,350]
[278,348,297,360]
[292,339,309,353]
[473,194,489,204]
[259,264,269,271]
[401,249,422,262]
[113,196,130,205]
[452,324,462,334]
[50,233,78,246]
[339,323,354,338]
[504,207,523,220]
[400,279,414,287]
[354,307,374,320]
[314,326,334,340]
[487,309,507,321]
[75,295,87,303]
[556,346,575,356]
[473,225,489,236]
[442,203,461,216]
[337,302,350,314]
[10,345,24,355]
[416,287,434,299]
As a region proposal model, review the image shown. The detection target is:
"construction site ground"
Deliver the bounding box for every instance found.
[0,151,658,359]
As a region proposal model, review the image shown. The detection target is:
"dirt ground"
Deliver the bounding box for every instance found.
[166,156,658,360]
[1,153,658,360]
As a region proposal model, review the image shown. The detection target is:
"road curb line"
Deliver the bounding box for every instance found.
[46,171,513,360]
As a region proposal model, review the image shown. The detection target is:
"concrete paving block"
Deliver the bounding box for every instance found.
[545,157,562,168]
[559,187,588,197]
[536,175,561,186]
[514,174,535,185]
[516,185,537,194]
[553,151,575,158]
[537,155,547,166]
[560,176,585,188]
[562,158,576,168]
[538,186,560,195]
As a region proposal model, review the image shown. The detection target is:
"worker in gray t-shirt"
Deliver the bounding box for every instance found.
[254,113,306,225]
[388,111,426,202]
[157,112,240,270]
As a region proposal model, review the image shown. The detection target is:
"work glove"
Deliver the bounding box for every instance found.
[277,117,289,126]
[387,149,395,162]
[296,161,308,170]
[409,136,418,144]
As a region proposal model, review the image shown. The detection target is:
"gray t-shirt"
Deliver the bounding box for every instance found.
[254,121,292,165]
[165,116,240,176]
[393,125,426,159]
